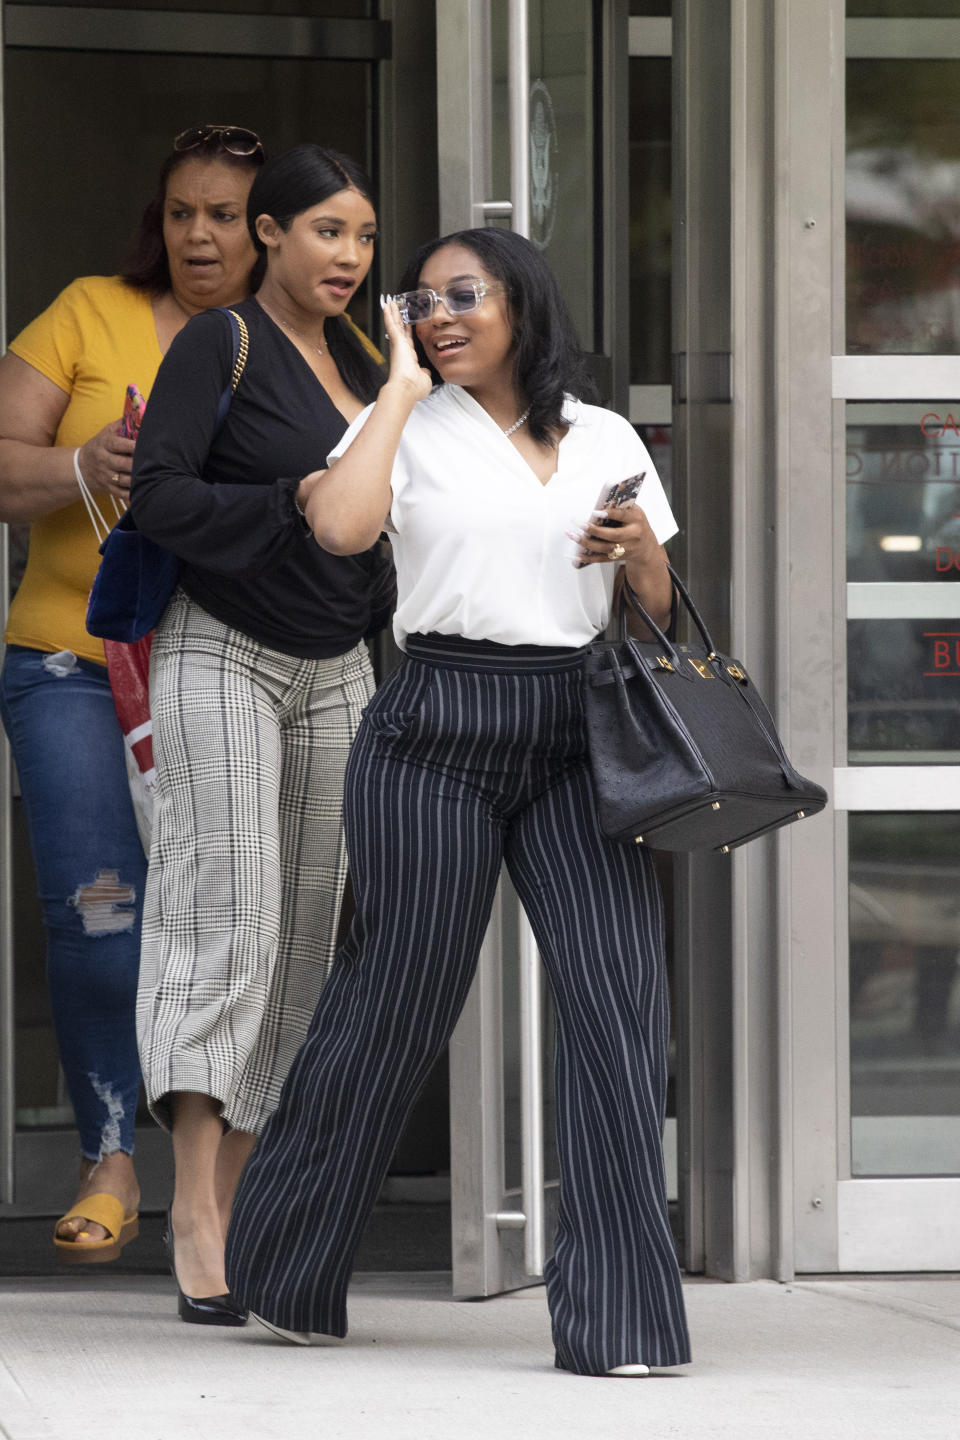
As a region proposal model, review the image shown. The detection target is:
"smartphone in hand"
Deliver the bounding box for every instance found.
[568,471,646,567]
[595,471,646,524]
[120,383,146,440]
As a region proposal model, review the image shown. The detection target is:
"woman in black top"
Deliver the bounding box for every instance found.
[131,144,390,1325]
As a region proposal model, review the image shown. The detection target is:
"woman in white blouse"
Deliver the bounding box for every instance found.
[225,228,691,1378]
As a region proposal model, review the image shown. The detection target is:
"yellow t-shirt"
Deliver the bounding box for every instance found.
[4,277,383,665]
[5,275,163,664]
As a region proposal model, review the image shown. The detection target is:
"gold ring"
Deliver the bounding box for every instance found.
[609,543,626,560]
[111,472,120,485]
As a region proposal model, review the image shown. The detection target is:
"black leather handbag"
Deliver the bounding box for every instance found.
[583,566,827,852]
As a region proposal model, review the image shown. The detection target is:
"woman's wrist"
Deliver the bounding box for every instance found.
[623,546,664,585]
[623,553,673,623]
[380,376,427,410]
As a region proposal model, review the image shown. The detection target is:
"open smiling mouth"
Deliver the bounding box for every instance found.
[435,338,468,355]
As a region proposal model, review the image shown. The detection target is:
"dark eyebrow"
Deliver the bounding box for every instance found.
[312,214,377,229]
[166,193,240,207]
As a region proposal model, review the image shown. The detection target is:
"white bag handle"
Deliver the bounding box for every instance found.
[73,446,125,545]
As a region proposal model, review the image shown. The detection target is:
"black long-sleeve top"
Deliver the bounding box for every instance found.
[130,297,390,659]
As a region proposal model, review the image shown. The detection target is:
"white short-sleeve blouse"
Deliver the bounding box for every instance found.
[328,384,678,650]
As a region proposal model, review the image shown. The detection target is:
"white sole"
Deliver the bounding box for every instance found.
[606,1363,651,1377]
[250,1311,313,1346]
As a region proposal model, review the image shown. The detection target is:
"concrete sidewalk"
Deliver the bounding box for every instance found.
[1,1271,958,1440]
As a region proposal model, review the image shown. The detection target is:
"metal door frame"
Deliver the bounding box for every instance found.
[780,0,960,1273]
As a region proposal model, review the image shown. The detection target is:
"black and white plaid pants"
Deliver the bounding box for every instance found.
[137,590,374,1135]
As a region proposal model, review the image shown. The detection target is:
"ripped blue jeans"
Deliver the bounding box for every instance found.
[0,646,146,1159]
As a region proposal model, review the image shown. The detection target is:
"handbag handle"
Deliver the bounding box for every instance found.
[618,566,812,793]
[619,564,719,661]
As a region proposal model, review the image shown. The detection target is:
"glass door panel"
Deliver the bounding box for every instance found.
[836,2,960,1265]
[846,402,960,763]
[847,56,960,356]
[4,49,375,341]
[491,0,600,349]
[849,812,960,1177]
[525,1,598,349]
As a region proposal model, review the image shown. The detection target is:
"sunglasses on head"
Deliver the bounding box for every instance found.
[173,124,264,158]
[391,279,504,325]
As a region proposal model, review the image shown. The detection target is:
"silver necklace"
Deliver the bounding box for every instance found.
[262,301,325,356]
[503,404,531,438]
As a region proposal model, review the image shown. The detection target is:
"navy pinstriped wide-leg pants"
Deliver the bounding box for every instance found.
[225,634,691,1375]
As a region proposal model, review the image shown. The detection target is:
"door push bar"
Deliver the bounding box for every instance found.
[492,2,544,1281]
[493,914,546,1278]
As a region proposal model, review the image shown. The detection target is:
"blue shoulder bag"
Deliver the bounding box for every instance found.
[86,307,249,643]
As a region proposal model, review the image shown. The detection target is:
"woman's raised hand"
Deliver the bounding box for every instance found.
[78,420,137,501]
[380,296,433,404]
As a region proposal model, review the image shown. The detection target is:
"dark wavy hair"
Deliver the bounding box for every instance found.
[397,228,598,445]
[120,131,265,296]
[247,144,384,405]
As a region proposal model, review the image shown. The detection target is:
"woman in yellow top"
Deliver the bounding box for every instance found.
[0,124,265,1260]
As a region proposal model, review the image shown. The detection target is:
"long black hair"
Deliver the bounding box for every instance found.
[247,144,385,406]
[120,130,265,296]
[397,228,598,445]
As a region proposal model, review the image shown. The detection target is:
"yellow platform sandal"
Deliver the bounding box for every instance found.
[53,1193,139,1264]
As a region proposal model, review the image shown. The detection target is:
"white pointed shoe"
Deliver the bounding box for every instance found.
[606,1363,651,1377]
[250,1311,314,1345]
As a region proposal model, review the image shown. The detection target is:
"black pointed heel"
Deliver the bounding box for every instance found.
[163,1208,248,1327]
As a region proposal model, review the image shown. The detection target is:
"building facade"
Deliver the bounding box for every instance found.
[1,0,958,1287]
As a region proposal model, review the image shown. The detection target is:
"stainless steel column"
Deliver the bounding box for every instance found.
[508,0,530,236]
[436,0,494,235]
[505,0,546,1281]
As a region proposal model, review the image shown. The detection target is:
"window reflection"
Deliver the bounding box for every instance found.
[850,813,960,1177]
[847,57,960,354]
[848,1,960,15]
[848,620,960,762]
[847,404,960,582]
[846,404,960,761]
[24,0,374,12]
[526,1,598,352]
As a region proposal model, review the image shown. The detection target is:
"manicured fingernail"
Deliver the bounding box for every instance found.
[592,509,608,519]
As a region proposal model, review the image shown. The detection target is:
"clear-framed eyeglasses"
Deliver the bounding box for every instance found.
[390,279,505,325]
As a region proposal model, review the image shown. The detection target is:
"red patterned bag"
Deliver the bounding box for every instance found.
[103,634,155,852]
